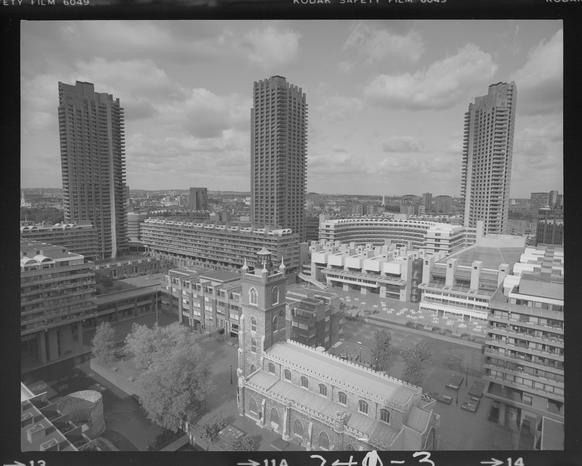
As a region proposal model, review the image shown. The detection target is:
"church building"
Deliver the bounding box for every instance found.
[236,248,440,451]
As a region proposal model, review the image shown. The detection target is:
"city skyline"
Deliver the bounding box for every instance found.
[21,20,562,197]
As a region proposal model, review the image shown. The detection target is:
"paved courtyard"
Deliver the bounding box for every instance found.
[331,287,488,339]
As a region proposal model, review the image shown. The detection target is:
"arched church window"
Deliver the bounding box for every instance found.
[272,286,279,304]
[249,287,258,306]
[318,431,330,450]
[251,317,257,332]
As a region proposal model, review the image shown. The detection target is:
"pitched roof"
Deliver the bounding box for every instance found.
[265,341,419,409]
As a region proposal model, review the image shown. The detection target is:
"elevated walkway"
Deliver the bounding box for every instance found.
[297,273,327,290]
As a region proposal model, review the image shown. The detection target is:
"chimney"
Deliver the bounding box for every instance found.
[498,263,509,286]
[470,261,482,291]
[445,258,457,287]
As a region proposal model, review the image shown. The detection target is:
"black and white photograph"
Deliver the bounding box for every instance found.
[8,10,575,466]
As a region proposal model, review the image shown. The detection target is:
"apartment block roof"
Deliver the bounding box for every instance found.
[437,244,523,270]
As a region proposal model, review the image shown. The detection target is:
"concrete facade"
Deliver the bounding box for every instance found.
[58,81,128,259]
[461,82,517,235]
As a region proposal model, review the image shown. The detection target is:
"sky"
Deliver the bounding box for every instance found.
[21,20,563,197]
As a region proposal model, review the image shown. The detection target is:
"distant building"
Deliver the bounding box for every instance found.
[286,286,343,349]
[305,215,320,242]
[529,192,550,217]
[485,246,563,447]
[188,187,208,211]
[434,195,453,215]
[251,76,307,241]
[127,212,147,242]
[20,223,98,260]
[58,81,128,259]
[422,193,432,213]
[536,208,564,246]
[21,241,96,369]
[141,218,300,275]
[235,249,440,451]
[419,235,526,321]
[461,82,517,235]
[94,255,169,280]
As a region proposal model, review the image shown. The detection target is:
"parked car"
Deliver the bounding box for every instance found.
[461,395,481,413]
[428,392,453,405]
[445,374,464,390]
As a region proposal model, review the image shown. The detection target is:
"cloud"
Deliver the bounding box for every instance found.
[511,28,562,115]
[382,136,424,153]
[316,96,363,121]
[363,44,498,110]
[343,23,424,65]
[158,88,250,139]
[241,26,301,70]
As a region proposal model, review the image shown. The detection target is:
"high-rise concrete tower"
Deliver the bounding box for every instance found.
[461,82,517,235]
[251,76,307,242]
[58,81,128,259]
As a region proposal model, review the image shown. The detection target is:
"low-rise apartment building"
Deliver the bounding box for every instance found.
[141,219,300,275]
[309,241,428,302]
[20,223,98,260]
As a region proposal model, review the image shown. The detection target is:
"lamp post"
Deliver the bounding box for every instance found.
[230,364,233,385]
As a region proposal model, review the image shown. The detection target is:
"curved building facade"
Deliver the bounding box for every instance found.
[319,217,476,255]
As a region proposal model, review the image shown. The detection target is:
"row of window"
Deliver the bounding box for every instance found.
[263,364,390,422]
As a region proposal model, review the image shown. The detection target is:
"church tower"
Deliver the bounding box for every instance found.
[237,248,287,380]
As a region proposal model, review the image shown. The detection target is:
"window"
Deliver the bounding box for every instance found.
[318,431,330,450]
[272,316,278,331]
[251,338,257,353]
[272,286,279,304]
[293,420,304,437]
[319,384,327,396]
[249,398,258,414]
[301,376,309,388]
[249,287,258,305]
[284,369,292,381]
[359,400,368,414]
[268,363,276,374]
[271,408,280,428]
[250,364,256,373]
[380,409,390,423]
[251,317,257,332]
[523,394,533,405]
[338,392,347,405]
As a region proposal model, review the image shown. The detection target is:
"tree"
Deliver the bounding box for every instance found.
[201,415,227,444]
[371,329,393,374]
[232,436,258,451]
[92,322,116,365]
[124,322,196,371]
[401,341,432,387]
[136,346,212,432]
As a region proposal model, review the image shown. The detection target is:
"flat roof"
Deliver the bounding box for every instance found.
[438,245,524,269]
[518,278,563,301]
[119,273,166,288]
[266,341,419,408]
[199,270,240,283]
[20,241,80,260]
[541,417,564,450]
